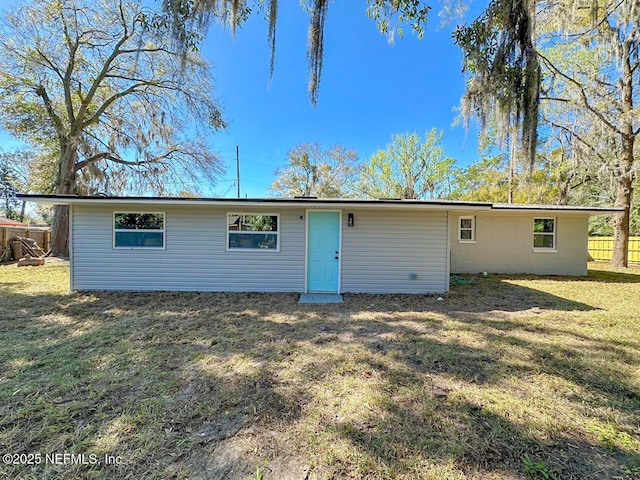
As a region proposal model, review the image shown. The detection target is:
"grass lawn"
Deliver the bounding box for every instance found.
[1,261,639,479]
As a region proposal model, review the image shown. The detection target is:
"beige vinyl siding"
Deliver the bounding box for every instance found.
[449,212,589,276]
[72,204,305,291]
[341,209,448,293]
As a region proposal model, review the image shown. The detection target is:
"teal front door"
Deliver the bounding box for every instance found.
[307,211,340,292]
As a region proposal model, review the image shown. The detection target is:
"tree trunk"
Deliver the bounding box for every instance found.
[557,173,569,205]
[556,150,570,205]
[50,139,77,258]
[508,124,518,203]
[19,201,26,223]
[508,156,515,204]
[51,205,69,256]
[611,40,636,269]
[612,157,634,268]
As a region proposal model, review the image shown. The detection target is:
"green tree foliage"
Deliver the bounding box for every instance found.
[450,156,510,202]
[545,135,640,236]
[0,159,22,220]
[0,150,53,223]
[356,129,455,199]
[450,154,561,204]
[0,0,226,256]
[453,0,539,166]
[270,144,358,198]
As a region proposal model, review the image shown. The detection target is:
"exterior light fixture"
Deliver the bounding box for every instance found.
[348,213,354,227]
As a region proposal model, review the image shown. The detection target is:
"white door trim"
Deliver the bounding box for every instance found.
[304,209,342,293]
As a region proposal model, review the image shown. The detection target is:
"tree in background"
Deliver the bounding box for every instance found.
[0,0,226,256]
[0,159,22,220]
[356,129,455,200]
[453,0,539,169]
[270,144,358,198]
[541,132,640,236]
[450,156,510,203]
[450,154,562,205]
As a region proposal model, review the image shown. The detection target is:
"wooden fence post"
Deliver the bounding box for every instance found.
[43,231,50,252]
[1,227,6,258]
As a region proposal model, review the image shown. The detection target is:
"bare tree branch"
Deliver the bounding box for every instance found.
[34,84,65,138]
[538,51,623,136]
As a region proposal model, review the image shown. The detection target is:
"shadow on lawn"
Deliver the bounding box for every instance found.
[335,278,598,314]
[0,279,638,479]
[583,266,640,283]
[445,279,598,312]
[498,271,640,284]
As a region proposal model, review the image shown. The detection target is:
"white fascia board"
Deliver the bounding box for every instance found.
[485,207,620,216]
[20,196,620,214]
[19,196,493,211]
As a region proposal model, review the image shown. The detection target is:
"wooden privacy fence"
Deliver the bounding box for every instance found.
[0,226,50,260]
[588,236,640,264]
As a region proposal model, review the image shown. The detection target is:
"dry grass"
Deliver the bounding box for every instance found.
[0,261,639,479]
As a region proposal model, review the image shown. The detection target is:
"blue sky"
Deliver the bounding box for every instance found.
[0,0,488,198]
[202,1,486,197]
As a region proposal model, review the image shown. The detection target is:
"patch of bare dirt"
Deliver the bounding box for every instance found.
[166,419,313,480]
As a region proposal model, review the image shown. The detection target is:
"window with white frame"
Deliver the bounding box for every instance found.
[227,213,279,251]
[113,212,165,248]
[533,218,556,250]
[458,216,475,242]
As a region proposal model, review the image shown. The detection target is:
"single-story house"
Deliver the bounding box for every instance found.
[18,194,620,293]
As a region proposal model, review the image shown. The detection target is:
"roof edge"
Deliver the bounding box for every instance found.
[16,194,492,210]
[491,203,623,214]
[16,194,622,213]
